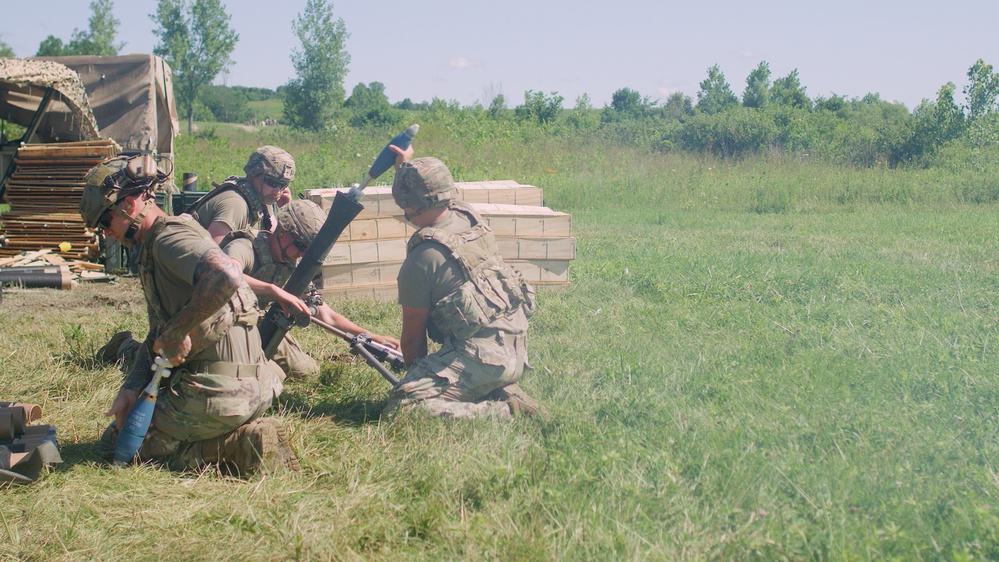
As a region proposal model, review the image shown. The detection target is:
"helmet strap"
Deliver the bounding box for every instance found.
[122,199,152,244]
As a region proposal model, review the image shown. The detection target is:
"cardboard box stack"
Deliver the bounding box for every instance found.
[305,180,573,301]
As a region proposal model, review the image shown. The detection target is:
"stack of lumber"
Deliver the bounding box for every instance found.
[0,141,119,260]
[305,180,573,301]
[0,248,114,289]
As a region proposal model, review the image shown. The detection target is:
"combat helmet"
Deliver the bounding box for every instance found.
[391,157,454,211]
[244,146,295,186]
[276,200,326,252]
[79,154,168,229]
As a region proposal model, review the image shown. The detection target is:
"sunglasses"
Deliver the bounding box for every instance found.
[263,176,289,190]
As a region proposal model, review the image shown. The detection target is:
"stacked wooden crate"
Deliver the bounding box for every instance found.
[305,180,573,301]
[0,141,119,260]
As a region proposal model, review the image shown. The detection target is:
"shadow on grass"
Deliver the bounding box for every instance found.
[277,391,388,427]
[53,440,106,469]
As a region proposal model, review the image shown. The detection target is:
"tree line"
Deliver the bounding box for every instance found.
[2,0,997,170]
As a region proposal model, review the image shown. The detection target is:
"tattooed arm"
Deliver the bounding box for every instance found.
[153,247,243,365]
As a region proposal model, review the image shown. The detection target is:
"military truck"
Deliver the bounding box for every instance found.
[0,55,178,266]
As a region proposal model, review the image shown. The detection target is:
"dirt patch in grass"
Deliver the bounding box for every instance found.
[1,275,144,314]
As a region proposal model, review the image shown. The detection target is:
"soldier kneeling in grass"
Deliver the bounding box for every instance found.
[82,155,298,475]
[219,199,398,379]
[98,200,398,381]
[383,157,543,419]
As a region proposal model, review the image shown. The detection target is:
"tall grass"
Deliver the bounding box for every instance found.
[3,126,998,559]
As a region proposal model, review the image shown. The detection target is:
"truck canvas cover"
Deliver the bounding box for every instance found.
[34,54,179,155]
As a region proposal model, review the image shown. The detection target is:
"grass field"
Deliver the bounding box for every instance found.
[1,131,998,560]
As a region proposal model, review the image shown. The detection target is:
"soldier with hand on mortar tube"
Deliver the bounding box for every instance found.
[220,199,399,380]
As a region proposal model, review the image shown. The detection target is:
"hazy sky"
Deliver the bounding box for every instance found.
[3,0,997,111]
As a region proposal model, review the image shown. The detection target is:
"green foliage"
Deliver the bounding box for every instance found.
[71,0,125,55]
[394,98,428,111]
[964,58,999,120]
[35,0,124,56]
[663,91,694,121]
[199,84,252,123]
[283,0,350,132]
[742,61,771,109]
[677,106,779,158]
[566,93,599,130]
[179,54,999,172]
[696,64,738,115]
[35,36,68,56]
[901,82,966,162]
[601,87,656,123]
[344,81,401,128]
[487,94,507,120]
[514,90,564,124]
[0,36,14,57]
[152,0,239,134]
[770,68,810,109]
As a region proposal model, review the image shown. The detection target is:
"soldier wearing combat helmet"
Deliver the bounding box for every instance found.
[186,145,296,244]
[220,199,399,379]
[83,154,298,475]
[384,157,542,419]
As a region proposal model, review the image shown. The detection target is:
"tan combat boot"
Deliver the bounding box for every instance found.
[95,331,134,366]
[201,418,300,476]
[480,383,546,417]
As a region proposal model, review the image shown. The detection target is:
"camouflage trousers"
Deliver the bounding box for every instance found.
[101,359,281,470]
[383,334,528,420]
[272,332,320,379]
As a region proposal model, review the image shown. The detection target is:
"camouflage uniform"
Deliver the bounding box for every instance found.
[124,215,283,467]
[386,158,536,419]
[84,156,295,474]
[222,229,319,379]
[186,146,295,232]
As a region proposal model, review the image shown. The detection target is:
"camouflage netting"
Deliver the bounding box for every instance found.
[0,57,100,141]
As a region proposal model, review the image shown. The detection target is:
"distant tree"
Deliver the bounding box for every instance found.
[696,65,737,114]
[601,87,656,122]
[344,81,399,127]
[514,90,563,124]
[964,58,999,120]
[36,36,69,57]
[771,69,810,109]
[151,0,239,133]
[394,98,416,110]
[0,37,13,58]
[929,82,965,141]
[229,85,279,102]
[814,94,846,113]
[899,82,966,163]
[566,93,598,129]
[200,84,252,123]
[663,91,694,120]
[488,94,506,119]
[69,0,124,55]
[742,61,771,109]
[283,0,350,132]
[36,0,124,56]
[610,88,642,114]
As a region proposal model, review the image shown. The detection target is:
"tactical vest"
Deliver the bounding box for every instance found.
[220,229,294,308]
[140,216,261,354]
[407,201,535,343]
[185,176,271,230]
